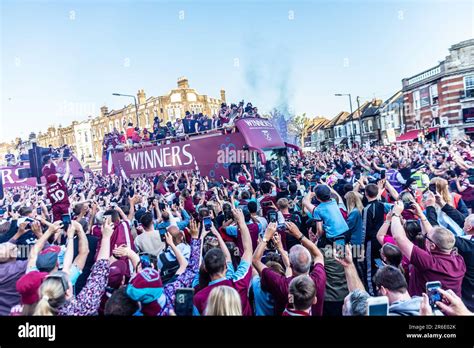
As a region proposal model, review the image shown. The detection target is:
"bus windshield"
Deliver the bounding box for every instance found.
[253,148,288,180]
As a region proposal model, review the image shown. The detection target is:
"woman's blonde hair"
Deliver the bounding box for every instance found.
[204,286,242,316]
[33,276,67,316]
[344,191,363,213]
[430,177,453,206]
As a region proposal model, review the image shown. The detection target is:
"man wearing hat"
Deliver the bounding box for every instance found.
[35,245,62,273]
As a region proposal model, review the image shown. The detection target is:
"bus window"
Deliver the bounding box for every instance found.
[253,148,287,179]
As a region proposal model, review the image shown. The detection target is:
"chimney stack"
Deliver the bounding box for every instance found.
[137,89,146,105]
[177,77,189,89]
[100,106,109,117]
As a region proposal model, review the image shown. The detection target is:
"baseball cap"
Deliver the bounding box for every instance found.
[108,260,129,289]
[126,268,163,304]
[315,185,331,202]
[36,245,61,272]
[238,176,247,185]
[16,271,48,305]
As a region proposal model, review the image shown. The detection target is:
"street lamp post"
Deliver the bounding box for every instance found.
[335,93,354,147]
[112,93,140,127]
[356,96,363,147]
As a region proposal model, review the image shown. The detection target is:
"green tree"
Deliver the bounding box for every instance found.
[288,113,308,148]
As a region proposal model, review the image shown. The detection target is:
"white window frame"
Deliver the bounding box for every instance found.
[430,84,438,105]
[465,75,474,98]
[413,90,421,110]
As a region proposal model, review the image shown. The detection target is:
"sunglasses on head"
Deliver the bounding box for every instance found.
[47,274,69,293]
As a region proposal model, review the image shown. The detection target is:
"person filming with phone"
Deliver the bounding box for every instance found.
[390,200,466,297]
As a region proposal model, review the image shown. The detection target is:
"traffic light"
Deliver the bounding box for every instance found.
[16,143,51,184]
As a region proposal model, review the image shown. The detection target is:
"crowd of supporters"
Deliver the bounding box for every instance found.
[0,133,473,316]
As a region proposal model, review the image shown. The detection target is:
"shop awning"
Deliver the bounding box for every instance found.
[396,128,437,142]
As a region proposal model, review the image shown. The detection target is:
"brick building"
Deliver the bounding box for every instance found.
[402,39,474,140]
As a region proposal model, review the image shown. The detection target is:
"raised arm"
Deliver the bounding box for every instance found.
[252,222,277,275]
[232,208,252,263]
[412,201,433,233]
[88,202,98,233]
[372,160,384,172]
[286,221,324,266]
[242,164,252,181]
[209,222,232,264]
[390,201,414,259]
[62,223,77,274]
[376,212,392,246]
[64,218,112,316]
[64,221,89,275]
[63,160,71,182]
[383,179,399,201]
[162,218,202,315]
[302,191,316,217]
[111,244,141,275]
[274,232,292,277]
[126,195,139,222]
[335,245,366,292]
[165,232,188,275]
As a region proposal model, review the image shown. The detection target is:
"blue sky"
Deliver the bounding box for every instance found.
[1,0,473,141]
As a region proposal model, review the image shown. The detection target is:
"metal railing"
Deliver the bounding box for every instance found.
[103,125,235,153]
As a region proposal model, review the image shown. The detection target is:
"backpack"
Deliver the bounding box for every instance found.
[159,252,180,284]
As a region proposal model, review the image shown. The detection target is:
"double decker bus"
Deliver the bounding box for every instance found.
[102,117,299,181]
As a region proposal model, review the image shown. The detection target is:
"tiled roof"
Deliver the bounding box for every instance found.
[336,102,370,125]
[325,111,349,128]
